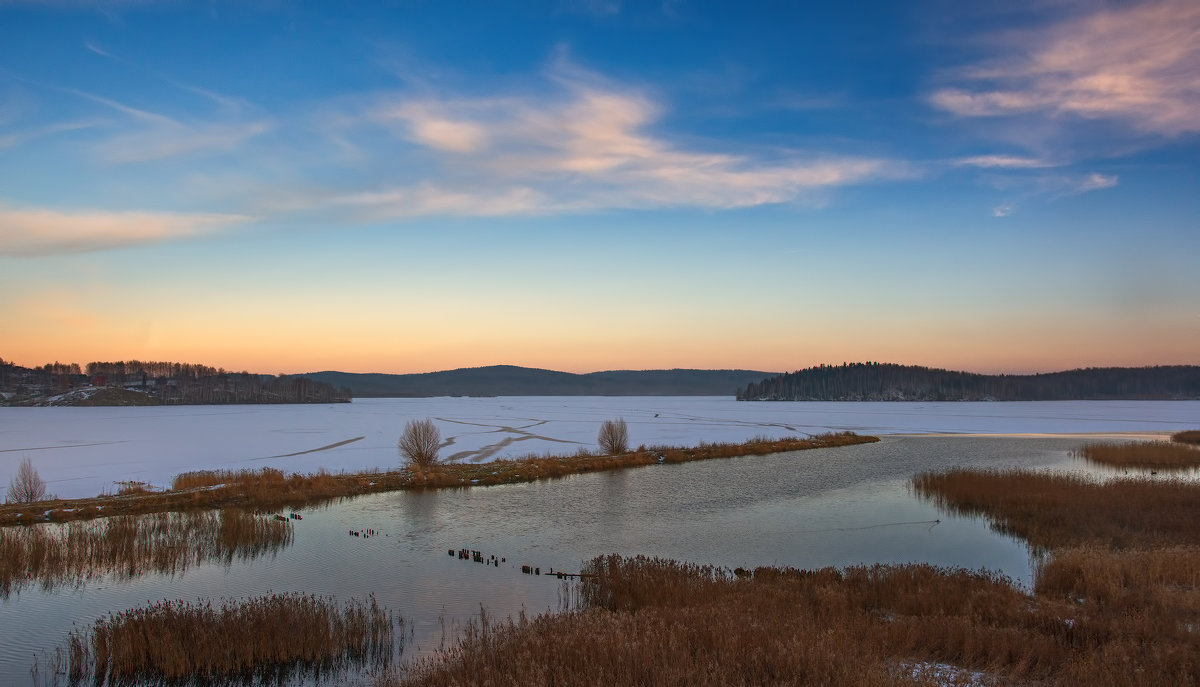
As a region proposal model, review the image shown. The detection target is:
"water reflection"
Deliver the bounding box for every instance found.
[0,510,292,599]
[0,436,1108,685]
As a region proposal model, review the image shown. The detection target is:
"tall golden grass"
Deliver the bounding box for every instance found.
[0,510,291,598]
[66,593,396,685]
[388,552,1200,686]
[383,461,1200,686]
[910,468,1200,550]
[1075,441,1200,469]
[0,432,877,526]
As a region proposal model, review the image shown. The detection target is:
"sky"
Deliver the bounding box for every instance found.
[1,0,1197,375]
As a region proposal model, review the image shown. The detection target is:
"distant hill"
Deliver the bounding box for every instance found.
[737,363,1200,401]
[0,357,350,406]
[293,366,778,397]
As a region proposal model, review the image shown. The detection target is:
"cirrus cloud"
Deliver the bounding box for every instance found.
[931,0,1200,137]
[0,205,248,256]
[334,68,908,218]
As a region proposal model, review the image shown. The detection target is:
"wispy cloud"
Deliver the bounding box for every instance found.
[65,88,272,163]
[931,0,1200,136]
[0,205,248,256]
[978,171,1118,216]
[0,120,98,149]
[1072,172,1118,194]
[84,40,248,115]
[954,155,1054,169]
[332,66,905,218]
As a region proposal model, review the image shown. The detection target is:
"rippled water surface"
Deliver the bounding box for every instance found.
[1,430,1139,685]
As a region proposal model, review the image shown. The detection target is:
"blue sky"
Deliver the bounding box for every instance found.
[1,0,1197,374]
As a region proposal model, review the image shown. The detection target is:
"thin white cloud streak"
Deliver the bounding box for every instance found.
[931,0,1200,136]
[84,40,248,115]
[0,206,247,256]
[954,155,1054,169]
[341,72,905,218]
[0,120,98,149]
[984,170,1113,201]
[95,119,272,163]
[65,88,272,163]
[1072,172,1118,194]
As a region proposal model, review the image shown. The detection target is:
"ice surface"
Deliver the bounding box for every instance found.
[2,397,1197,499]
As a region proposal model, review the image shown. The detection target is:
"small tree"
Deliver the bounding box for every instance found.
[598,418,629,455]
[399,418,441,468]
[7,457,47,503]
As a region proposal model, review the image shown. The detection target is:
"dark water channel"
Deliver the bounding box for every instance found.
[0,436,1119,684]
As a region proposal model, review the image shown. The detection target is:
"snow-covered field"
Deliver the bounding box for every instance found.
[2,397,1197,499]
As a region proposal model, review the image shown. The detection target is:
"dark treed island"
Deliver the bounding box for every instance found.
[0,358,351,406]
[738,362,1200,401]
[289,366,777,397]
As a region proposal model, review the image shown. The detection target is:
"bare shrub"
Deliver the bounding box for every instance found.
[598,418,629,455]
[7,457,47,503]
[399,418,441,468]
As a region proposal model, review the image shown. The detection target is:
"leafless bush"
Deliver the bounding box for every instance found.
[598,419,629,455]
[399,418,441,468]
[6,457,47,503]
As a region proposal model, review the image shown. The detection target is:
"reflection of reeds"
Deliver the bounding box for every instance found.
[910,468,1200,550]
[66,593,396,685]
[1075,441,1200,469]
[0,510,291,598]
[1,433,878,526]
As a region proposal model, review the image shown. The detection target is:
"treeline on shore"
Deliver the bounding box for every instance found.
[0,357,351,406]
[737,362,1200,401]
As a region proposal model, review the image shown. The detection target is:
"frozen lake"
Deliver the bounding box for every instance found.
[1,398,1198,685]
[2,397,1197,499]
[0,435,1133,685]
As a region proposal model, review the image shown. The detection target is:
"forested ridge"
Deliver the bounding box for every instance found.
[293,365,776,397]
[0,358,351,406]
[737,363,1200,401]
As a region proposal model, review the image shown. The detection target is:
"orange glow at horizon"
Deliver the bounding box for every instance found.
[5,311,1197,377]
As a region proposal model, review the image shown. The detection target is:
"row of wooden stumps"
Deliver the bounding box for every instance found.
[450,548,503,567]
[447,547,593,579]
[350,527,378,538]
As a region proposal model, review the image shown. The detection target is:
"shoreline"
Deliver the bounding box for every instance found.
[898,430,1174,440]
[0,432,878,527]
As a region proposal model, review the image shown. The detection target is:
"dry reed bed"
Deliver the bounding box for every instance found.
[1075,440,1200,469]
[0,510,291,599]
[910,468,1200,550]
[0,432,877,526]
[62,593,396,685]
[1172,430,1200,445]
[388,464,1200,686]
[390,553,1200,686]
